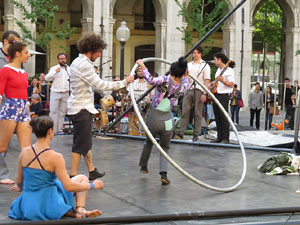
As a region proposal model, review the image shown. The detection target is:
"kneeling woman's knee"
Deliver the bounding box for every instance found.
[76,174,89,183]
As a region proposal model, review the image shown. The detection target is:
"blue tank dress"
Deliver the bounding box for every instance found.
[8,146,75,221]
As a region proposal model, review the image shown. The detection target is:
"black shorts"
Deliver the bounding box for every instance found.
[69,109,93,156]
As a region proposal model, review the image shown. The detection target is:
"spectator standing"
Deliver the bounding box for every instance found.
[248,82,264,129]
[45,53,70,135]
[230,84,242,124]
[264,85,274,130]
[284,78,295,129]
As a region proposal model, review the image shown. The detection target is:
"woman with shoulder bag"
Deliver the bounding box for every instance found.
[230,84,242,124]
[265,85,274,130]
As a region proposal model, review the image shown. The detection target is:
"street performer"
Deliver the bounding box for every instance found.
[68,33,134,181]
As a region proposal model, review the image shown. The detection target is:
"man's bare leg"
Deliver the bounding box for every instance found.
[84,150,94,172]
[71,152,81,176]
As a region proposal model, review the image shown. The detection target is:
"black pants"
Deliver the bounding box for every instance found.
[213,94,230,140]
[250,108,261,129]
[285,105,295,130]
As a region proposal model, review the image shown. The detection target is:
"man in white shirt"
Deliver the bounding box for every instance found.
[68,33,134,181]
[45,53,70,135]
[210,52,235,144]
[174,46,210,142]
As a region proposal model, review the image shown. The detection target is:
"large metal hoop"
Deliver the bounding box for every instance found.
[129,57,246,192]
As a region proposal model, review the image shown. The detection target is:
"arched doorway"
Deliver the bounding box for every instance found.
[112,0,158,77]
[250,0,297,90]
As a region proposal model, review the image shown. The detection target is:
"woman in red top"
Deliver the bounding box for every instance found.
[0,41,31,154]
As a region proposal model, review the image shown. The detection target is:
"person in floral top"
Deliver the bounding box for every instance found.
[136,57,189,185]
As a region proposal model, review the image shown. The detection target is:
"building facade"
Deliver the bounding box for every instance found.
[1,0,300,105]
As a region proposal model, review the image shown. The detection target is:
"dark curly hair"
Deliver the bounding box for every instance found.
[77,33,107,54]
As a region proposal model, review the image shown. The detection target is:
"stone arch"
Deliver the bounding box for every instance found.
[81,0,94,19]
[250,0,300,87]
[250,0,296,28]
[68,0,82,28]
[110,0,166,22]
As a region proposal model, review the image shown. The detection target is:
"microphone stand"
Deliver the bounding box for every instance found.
[64,64,72,134]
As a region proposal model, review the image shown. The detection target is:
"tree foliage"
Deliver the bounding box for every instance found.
[175,0,228,47]
[253,0,283,52]
[10,0,76,68]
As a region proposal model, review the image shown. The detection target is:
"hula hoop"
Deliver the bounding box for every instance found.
[128,57,246,192]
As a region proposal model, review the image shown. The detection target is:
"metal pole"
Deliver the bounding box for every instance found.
[264,87,267,130]
[105,0,248,132]
[240,8,244,94]
[292,89,300,155]
[6,207,300,225]
[99,16,104,79]
[120,41,125,80]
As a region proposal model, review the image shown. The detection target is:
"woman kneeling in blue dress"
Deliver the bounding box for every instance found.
[9,116,104,221]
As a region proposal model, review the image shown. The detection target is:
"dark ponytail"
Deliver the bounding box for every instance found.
[30,116,54,138]
[170,57,188,78]
[214,52,235,68]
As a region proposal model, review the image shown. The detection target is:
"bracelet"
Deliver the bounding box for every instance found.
[90,183,95,190]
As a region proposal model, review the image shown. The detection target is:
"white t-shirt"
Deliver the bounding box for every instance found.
[188,60,211,92]
[215,67,235,94]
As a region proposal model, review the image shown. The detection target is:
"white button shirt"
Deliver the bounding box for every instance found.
[188,60,211,92]
[45,64,70,93]
[215,67,235,94]
[67,54,127,115]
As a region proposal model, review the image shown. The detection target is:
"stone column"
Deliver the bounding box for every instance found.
[81,18,94,33]
[164,0,185,68]
[285,28,300,81]
[222,24,236,58]
[154,21,167,75]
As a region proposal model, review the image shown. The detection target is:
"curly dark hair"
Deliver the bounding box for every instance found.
[77,33,107,54]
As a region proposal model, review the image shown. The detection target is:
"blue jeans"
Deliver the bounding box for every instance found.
[230,105,240,124]
[265,108,273,130]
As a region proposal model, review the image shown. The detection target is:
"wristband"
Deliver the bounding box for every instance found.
[90,183,95,189]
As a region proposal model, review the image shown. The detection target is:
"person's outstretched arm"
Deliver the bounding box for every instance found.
[54,153,103,192]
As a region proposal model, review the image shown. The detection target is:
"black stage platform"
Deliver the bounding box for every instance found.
[1,135,300,224]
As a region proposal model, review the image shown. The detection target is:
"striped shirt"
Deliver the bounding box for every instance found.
[67,54,127,115]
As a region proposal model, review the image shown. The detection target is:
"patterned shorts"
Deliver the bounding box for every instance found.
[0,98,30,122]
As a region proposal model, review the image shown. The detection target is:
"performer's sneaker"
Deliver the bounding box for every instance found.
[192,135,199,142]
[173,134,183,139]
[89,168,106,181]
[160,172,170,185]
[140,166,148,173]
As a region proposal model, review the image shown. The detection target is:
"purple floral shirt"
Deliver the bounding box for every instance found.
[142,68,189,109]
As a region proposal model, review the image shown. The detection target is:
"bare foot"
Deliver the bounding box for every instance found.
[75,207,102,218]
[0,178,15,185]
